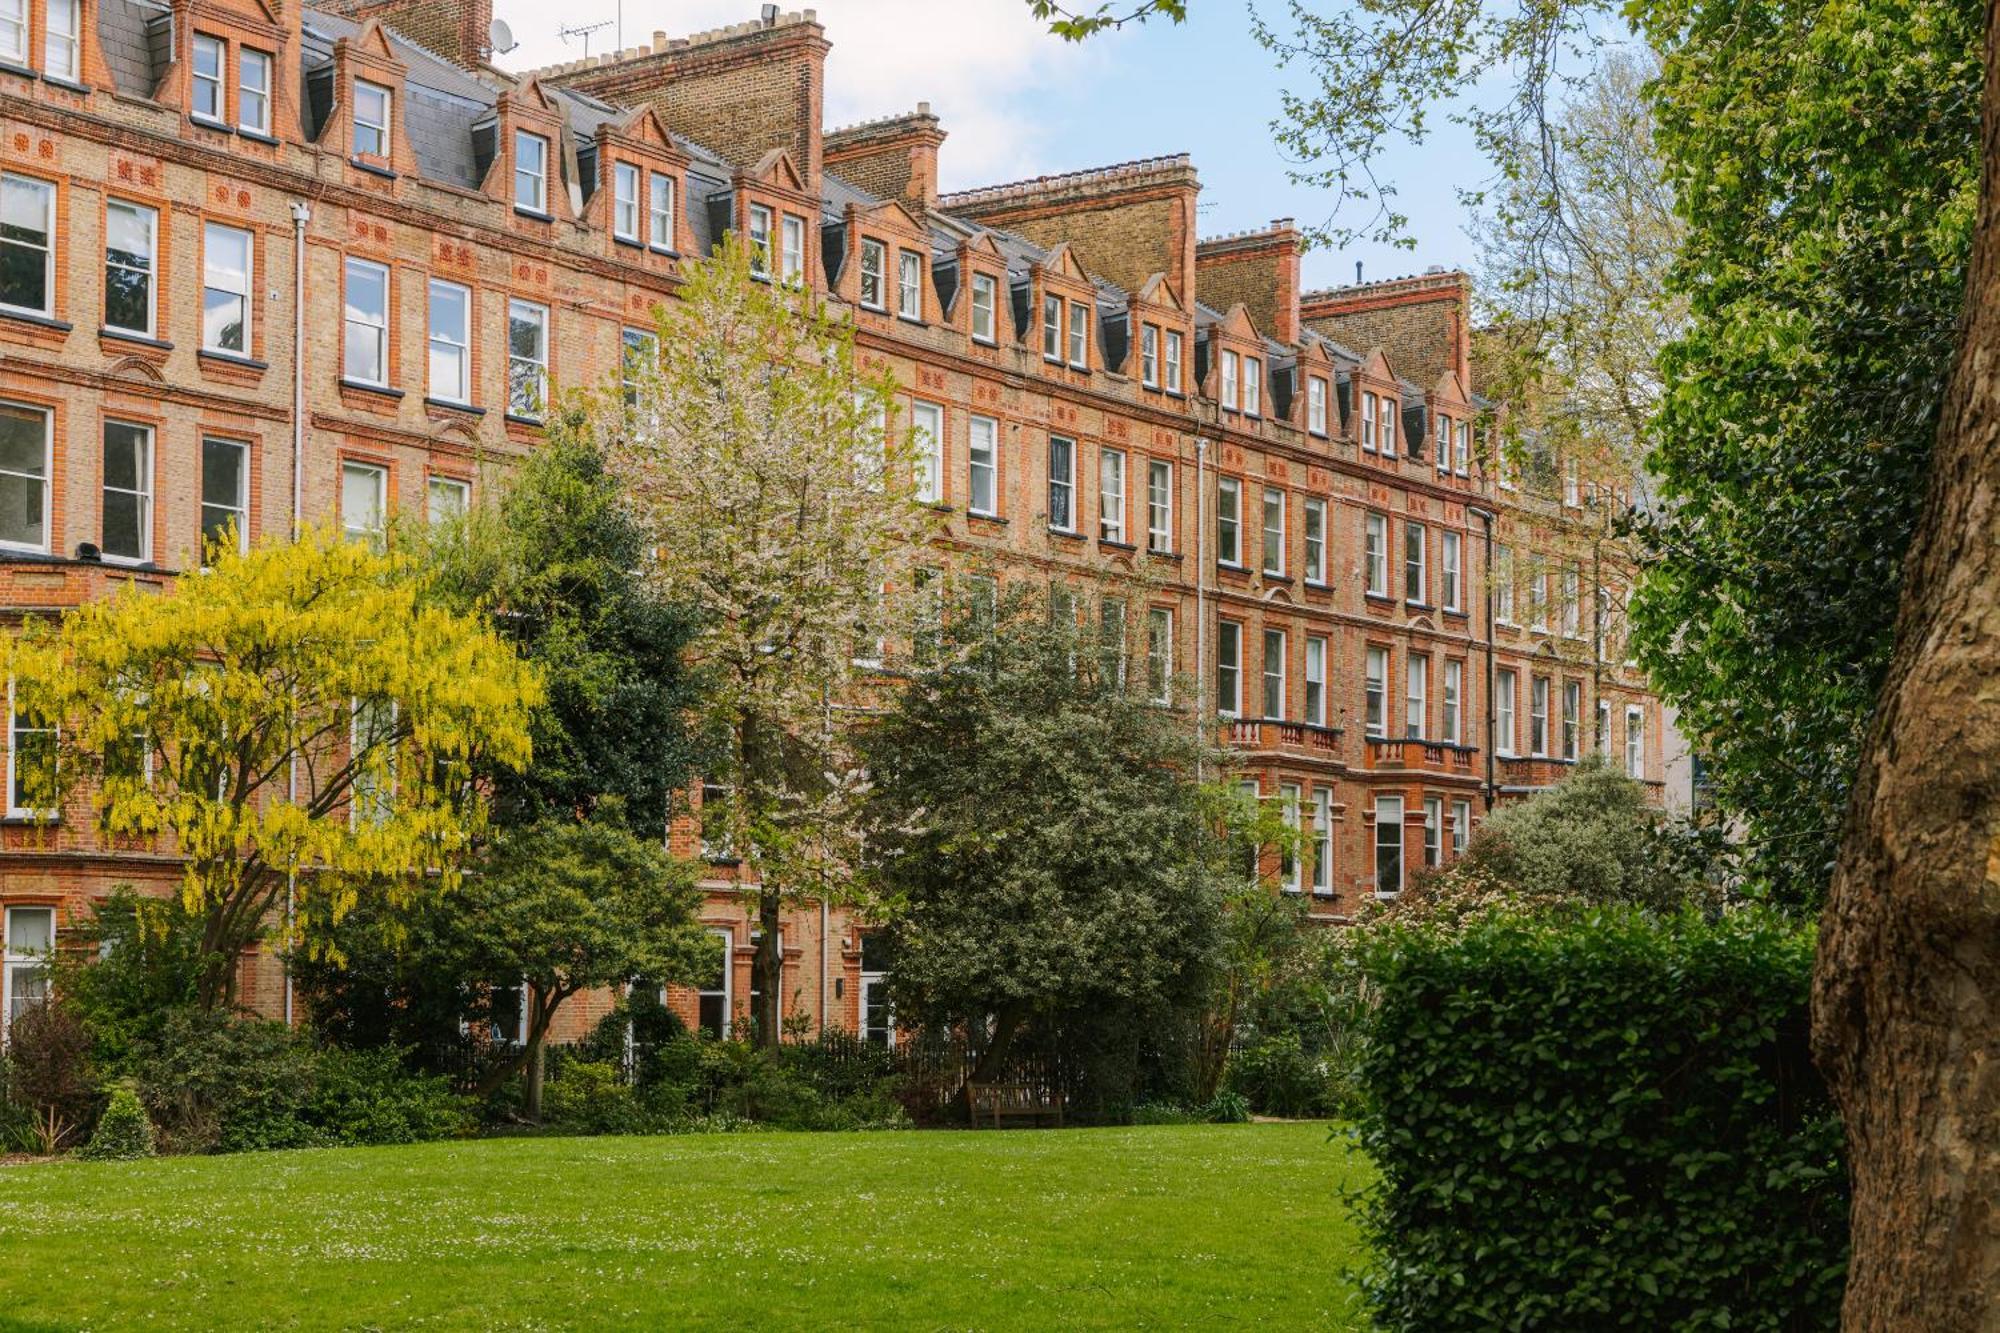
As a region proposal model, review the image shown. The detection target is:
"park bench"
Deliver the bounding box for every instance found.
[967,1081,1065,1128]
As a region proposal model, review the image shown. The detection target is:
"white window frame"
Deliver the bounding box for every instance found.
[1216,476,1241,566]
[1562,563,1583,637]
[649,173,676,250]
[898,249,923,319]
[1563,679,1582,761]
[967,414,998,516]
[1243,354,1262,417]
[341,460,388,548]
[1435,413,1453,474]
[507,298,549,420]
[911,401,944,505]
[1497,670,1517,756]
[1220,350,1239,410]
[1146,459,1172,553]
[1626,705,1646,778]
[698,927,733,1038]
[1303,497,1326,583]
[1405,654,1427,741]
[1530,675,1551,757]
[1451,799,1471,856]
[970,273,996,343]
[100,420,153,565]
[1068,300,1089,368]
[1141,324,1159,387]
[1164,329,1183,392]
[353,79,392,159]
[427,278,470,405]
[1310,788,1333,896]
[1365,513,1388,597]
[238,47,270,131]
[0,0,23,65]
[1423,795,1443,868]
[6,679,53,819]
[191,33,225,123]
[1046,435,1076,532]
[780,214,805,283]
[426,475,470,524]
[1379,396,1398,457]
[1099,447,1126,543]
[1308,376,1328,436]
[1442,659,1462,744]
[1374,795,1405,899]
[104,199,157,337]
[513,130,549,213]
[612,162,641,241]
[1261,486,1285,576]
[747,204,773,274]
[1262,628,1287,720]
[1441,530,1462,611]
[1279,783,1303,894]
[1216,620,1242,717]
[1364,645,1388,737]
[44,0,79,83]
[1404,521,1428,603]
[343,257,391,387]
[1041,293,1061,359]
[0,173,53,318]
[1304,636,1326,726]
[1146,606,1173,705]
[859,238,886,310]
[0,402,49,555]
[202,221,254,354]
[349,696,397,826]
[1495,544,1516,623]
[621,326,657,407]
[1361,391,1378,451]
[2,904,54,1042]
[199,436,248,562]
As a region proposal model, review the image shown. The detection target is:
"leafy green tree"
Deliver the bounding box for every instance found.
[459,811,710,1119]
[417,428,705,836]
[600,234,935,1050]
[860,593,1230,1091]
[0,529,542,1008]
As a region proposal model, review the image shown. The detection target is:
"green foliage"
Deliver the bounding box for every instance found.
[416,430,704,836]
[1632,0,1982,909]
[1354,909,1848,1330]
[541,1060,645,1135]
[130,1009,318,1154]
[304,1047,471,1147]
[1225,1032,1339,1120]
[861,593,1230,1051]
[1400,759,1724,922]
[1026,0,1185,40]
[77,1086,155,1161]
[54,888,206,1068]
[4,1001,97,1153]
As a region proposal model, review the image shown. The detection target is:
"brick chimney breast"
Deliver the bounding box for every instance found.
[1195,218,1300,344]
[1300,269,1472,394]
[316,0,494,70]
[824,103,946,211]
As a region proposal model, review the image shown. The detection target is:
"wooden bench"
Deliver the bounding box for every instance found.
[967,1081,1065,1128]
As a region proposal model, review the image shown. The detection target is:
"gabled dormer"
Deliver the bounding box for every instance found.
[164,0,301,150]
[1352,347,1403,461]
[1203,303,1268,424]
[951,231,1008,349]
[1428,367,1474,479]
[323,21,413,185]
[840,197,933,320]
[1292,337,1339,443]
[1030,242,1097,375]
[733,147,818,287]
[589,106,690,262]
[1128,272,1192,398]
[478,80,572,226]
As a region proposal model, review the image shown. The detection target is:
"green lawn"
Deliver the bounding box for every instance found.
[0,1122,1367,1330]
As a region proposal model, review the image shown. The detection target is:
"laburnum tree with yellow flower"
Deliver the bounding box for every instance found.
[1,528,543,1009]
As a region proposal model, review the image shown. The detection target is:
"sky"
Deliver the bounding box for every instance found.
[497,0,1493,293]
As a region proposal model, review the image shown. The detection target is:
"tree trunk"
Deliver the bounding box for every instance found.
[524,989,548,1122]
[1814,4,2000,1324]
[753,888,783,1051]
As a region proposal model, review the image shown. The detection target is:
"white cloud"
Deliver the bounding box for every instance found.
[498,0,1095,188]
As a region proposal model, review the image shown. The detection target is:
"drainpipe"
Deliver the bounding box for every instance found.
[1467,505,1497,810]
[1194,436,1210,780]
[283,200,310,1028]
[819,897,829,1036]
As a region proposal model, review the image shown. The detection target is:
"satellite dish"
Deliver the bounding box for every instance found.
[488,17,517,54]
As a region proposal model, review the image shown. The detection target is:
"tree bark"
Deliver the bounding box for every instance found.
[753,888,783,1051]
[1814,4,2000,1325]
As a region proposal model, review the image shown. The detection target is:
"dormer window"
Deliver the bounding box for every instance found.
[353,81,392,159]
[1221,350,1239,410]
[613,163,640,241]
[1042,294,1060,360]
[514,131,549,214]
[1068,301,1089,368]
[648,174,675,249]
[1379,396,1398,456]
[747,203,773,274]
[1455,420,1471,475]
[1308,376,1328,435]
[1243,356,1262,417]
[897,249,921,319]
[970,273,996,342]
[1361,392,1377,450]
[781,216,805,283]
[1141,324,1159,387]
[1435,413,1452,472]
[0,0,22,64]
[858,238,885,309]
[44,0,77,83]
[192,34,225,123]
[1165,330,1183,392]
[239,49,272,135]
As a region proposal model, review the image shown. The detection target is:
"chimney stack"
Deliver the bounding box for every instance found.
[823,103,946,211]
[315,0,493,70]
[1194,219,1301,343]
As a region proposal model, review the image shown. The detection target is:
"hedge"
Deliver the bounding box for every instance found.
[1352,909,1848,1331]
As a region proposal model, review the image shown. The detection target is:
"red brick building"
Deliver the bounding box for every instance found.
[0,0,1668,1047]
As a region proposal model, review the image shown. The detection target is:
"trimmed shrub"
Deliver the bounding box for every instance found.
[1354,909,1847,1331]
[78,1086,154,1161]
[129,1009,316,1154]
[542,1060,644,1135]
[305,1047,471,1146]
